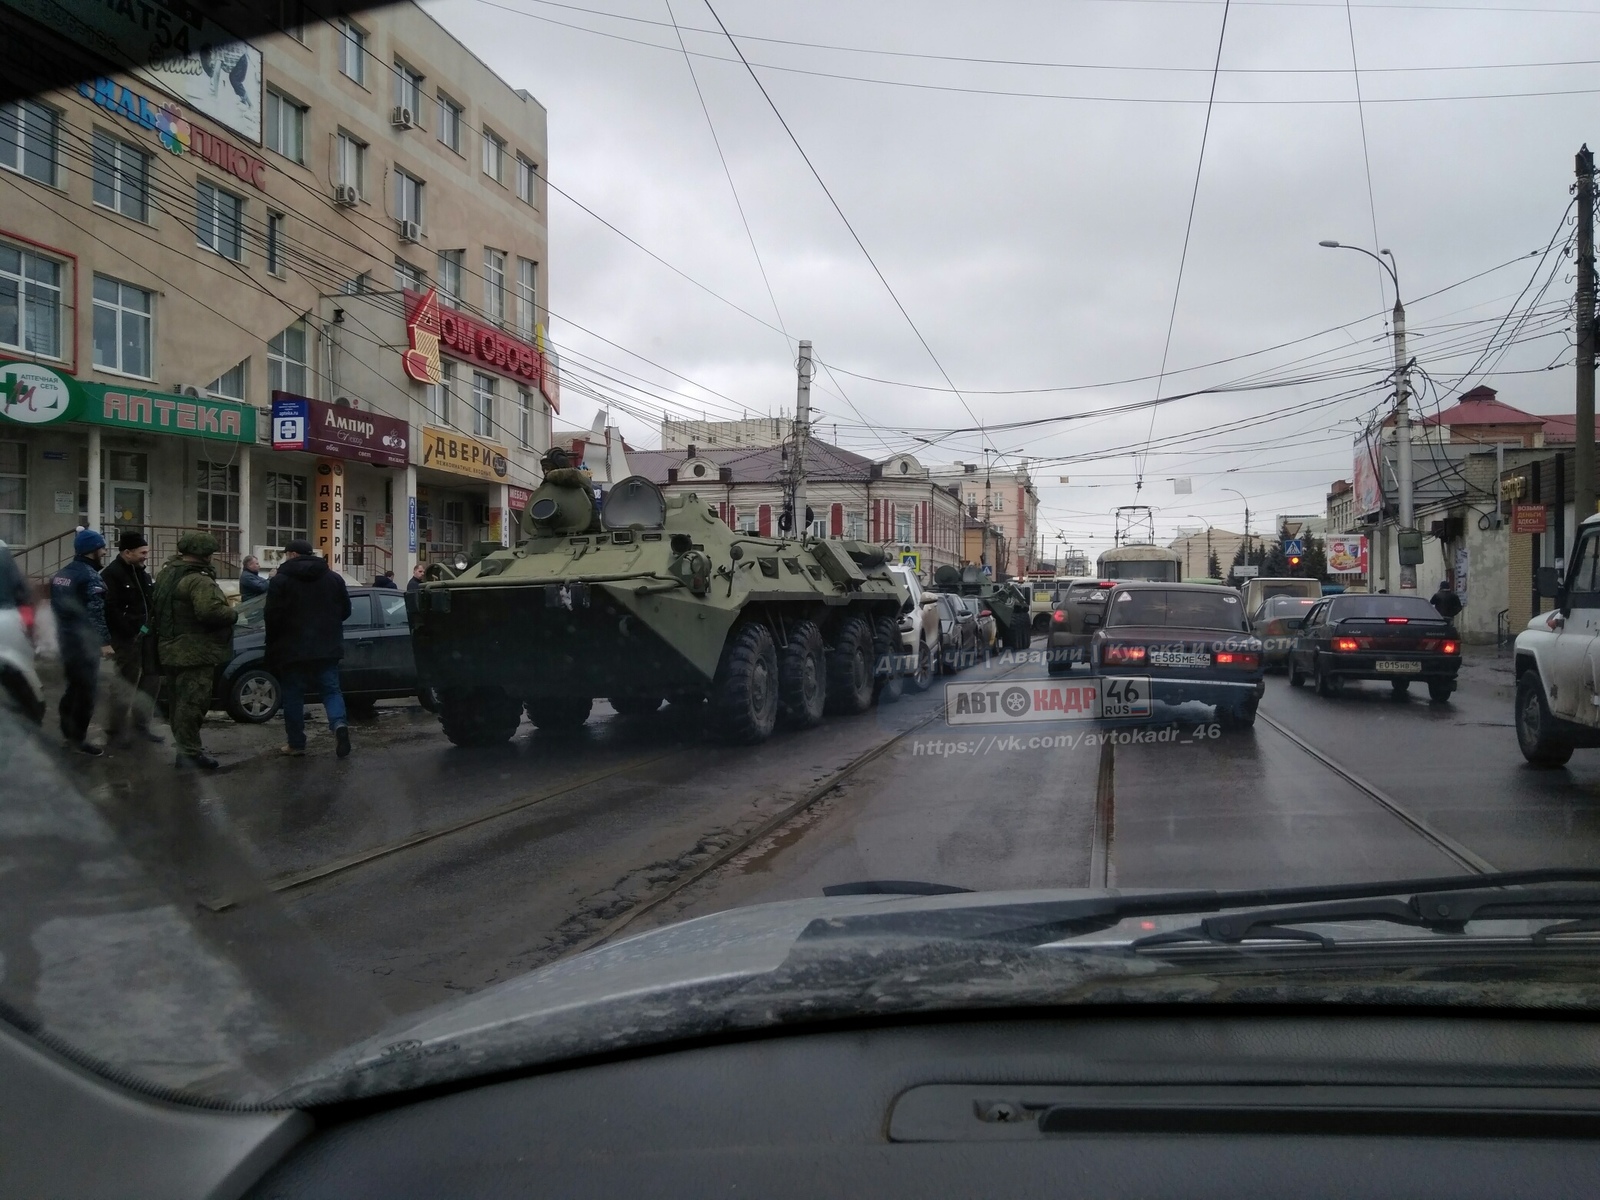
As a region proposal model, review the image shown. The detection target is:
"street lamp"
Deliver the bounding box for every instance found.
[1321,239,1415,592]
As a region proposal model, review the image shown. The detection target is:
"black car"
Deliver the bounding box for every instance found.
[1248,593,1319,671]
[1047,578,1115,674]
[934,592,980,673]
[1090,582,1265,726]
[216,587,429,722]
[1287,593,1461,701]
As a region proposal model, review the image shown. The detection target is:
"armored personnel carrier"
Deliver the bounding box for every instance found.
[929,564,1033,652]
[408,463,912,747]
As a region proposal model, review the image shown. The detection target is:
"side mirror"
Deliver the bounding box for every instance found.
[1285,617,1305,631]
[1535,566,1561,598]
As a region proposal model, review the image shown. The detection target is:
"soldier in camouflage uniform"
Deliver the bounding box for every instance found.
[151,532,236,769]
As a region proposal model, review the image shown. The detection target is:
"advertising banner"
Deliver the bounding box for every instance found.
[314,459,346,570]
[1326,535,1369,576]
[81,381,255,442]
[1353,432,1385,519]
[402,290,555,410]
[0,360,80,426]
[1513,503,1548,534]
[421,425,509,482]
[271,394,409,467]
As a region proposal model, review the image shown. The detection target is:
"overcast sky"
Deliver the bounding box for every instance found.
[426,0,1595,559]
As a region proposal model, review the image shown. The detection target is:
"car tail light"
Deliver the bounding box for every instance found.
[1385,617,1409,624]
[1103,643,1147,665]
[1052,610,1067,623]
[1333,636,1363,652]
[1099,580,1115,588]
[980,609,992,618]
[1443,640,1459,655]
[18,604,34,640]
[1214,651,1260,669]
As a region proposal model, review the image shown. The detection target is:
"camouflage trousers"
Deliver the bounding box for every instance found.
[166,667,216,756]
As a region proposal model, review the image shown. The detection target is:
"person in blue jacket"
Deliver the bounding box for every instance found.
[50,529,114,755]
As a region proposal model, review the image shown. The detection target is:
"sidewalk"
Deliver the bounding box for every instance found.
[1459,642,1516,702]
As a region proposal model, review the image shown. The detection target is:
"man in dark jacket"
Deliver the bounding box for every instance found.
[100,531,163,744]
[49,528,114,754]
[372,570,398,590]
[238,555,269,599]
[265,539,353,758]
[152,532,237,769]
[1430,580,1464,623]
[406,563,426,592]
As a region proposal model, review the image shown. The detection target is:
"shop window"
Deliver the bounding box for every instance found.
[0,440,25,546]
[196,459,240,554]
[92,274,152,378]
[0,241,64,359]
[471,371,495,437]
[92,131,149,221]
[0,99,58,186]
[440,500,465,548]
[269,319,310,396]
[265,472,308,547]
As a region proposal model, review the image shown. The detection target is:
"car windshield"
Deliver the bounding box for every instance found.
[1105,589,1248,630]
[0,0,1580,1118]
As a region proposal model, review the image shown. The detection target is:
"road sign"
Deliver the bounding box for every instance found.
[1233,565,1259,578]
[900,550,921,572]
[1283,538,1304,556]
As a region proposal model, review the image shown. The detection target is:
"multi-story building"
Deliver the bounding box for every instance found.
[1327,479,1354,533]
[1169,526,1253,578]
[925,461,1040,572]
[659,416,789,451]
[0,3,554,581]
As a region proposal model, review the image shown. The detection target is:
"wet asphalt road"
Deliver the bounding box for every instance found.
[22,644,1600,1031]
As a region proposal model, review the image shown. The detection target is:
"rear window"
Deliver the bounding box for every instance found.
[1105,589,1246,630]
[1332,595,1443,620]
[1261,595,1317,617]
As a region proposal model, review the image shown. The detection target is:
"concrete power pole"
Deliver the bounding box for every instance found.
[1393,281,1417,593]
[1577,146,1596,539]
[792,340,812,538]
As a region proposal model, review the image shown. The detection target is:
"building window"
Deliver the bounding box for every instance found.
[206,360,247,400]
[437,249,463,307]
[427,360,455,425]
[395,258,425,292]
[265,472,308,546]
[896,512,912,544]
[0,242,63,359]
[395,168,424,226]
[0,100,57,186]
[437,94,461,152]
[266,212,284,275]
[335,130,366,197]
[340,273,368,295]
[264,89,305,163]
[992,494,1004,513]
[394,61,423,120]
[196,460,241,553]
[516,155,536,204]
[276,0,307,41]
[845,510,866,539]
[337,18,367,85]
[91,131,149,221]
[0,440,25,546]
[440,500,466,549]
[516,257,537,338]
[481,128,503,182]
[471,371,495,437]
[738,513,759,535]
[196,180,244,260]
[515,388,532,447]
[91,275,152,377]
[268,319,310,395]
[483,248,505,323]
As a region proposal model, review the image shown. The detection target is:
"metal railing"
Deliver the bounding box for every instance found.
[1497,608,1512,648]
[15,524,243,582]
[344,542,394,583]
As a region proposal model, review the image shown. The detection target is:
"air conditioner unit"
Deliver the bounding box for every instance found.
[333,184,359,207]
[398,219,421,244]
[390,105,415,129]
[171,384,202,398]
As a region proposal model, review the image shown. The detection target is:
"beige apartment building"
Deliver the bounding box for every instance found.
[0,3,554,581]
[926,461,1040,573]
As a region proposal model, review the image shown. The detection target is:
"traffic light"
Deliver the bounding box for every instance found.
[1287,554,1303,573]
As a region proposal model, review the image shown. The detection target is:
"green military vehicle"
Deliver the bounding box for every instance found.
[408,463,912,747]
[929,564,1033,652]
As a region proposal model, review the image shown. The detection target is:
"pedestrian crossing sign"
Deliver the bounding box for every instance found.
[900,550,921,571]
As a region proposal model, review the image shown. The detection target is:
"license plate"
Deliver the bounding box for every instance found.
[1375,660,1423,673]
[1100,676,1153,718]
[1149,650,1208,668]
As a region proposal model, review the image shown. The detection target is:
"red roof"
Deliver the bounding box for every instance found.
[1416,386,1544,429]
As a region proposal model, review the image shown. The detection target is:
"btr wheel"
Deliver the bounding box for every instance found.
[905,639,935,693]
[1427,680,1455,704]
[439,687,523,746]
[711,622,781,743]
[825,615,876,716]
[226,668,280,723]
[871,614,904,705]
[526,696,594,729]
[778,620,828,728]
[1515,670,1572,767]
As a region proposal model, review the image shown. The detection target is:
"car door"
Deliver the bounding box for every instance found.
[1293,601,1327,671]
[339,593,379,694]
[1548,531,1600,722]
[370,590,418,693]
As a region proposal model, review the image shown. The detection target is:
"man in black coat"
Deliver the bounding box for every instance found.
[1430,579,1463,623]
[99,531,163,743]
[264,540,353,758]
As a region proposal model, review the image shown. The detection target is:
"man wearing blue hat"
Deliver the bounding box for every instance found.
[49,528,114,755]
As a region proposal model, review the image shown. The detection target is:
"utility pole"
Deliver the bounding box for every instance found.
[792,340,812,538]
[1393,280,1417,593]
[1577,146,1596,538]
[981,449,993,571]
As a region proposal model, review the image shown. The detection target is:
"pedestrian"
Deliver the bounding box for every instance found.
[152,532,237,770]
[49,529,114,755]
[406,563,426,592]
[99,530,163,745]
[238,555,269,600]
[265,539,353,759]
[372,569,398,590]
[1431,579,1464,623]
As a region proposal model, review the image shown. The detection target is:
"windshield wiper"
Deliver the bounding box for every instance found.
[1132,883,1600,950]
[823,881,974,897]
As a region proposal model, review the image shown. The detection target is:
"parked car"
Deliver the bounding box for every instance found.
[1249,594,1319,671]
[971,597,998,654]
[1288,593,1460,701]
[0,542,42,723]
[216,587,429,723]
[934,592,979,673]
[1047,578,1116,674]
[1514,516,1600,765]
[886,563,939,692]
[1090,582,1265,727]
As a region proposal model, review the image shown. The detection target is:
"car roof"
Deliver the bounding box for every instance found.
[1106,581,1231,593]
